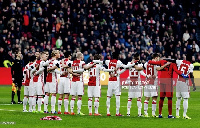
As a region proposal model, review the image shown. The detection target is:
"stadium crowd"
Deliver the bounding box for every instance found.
[0,0,200,67]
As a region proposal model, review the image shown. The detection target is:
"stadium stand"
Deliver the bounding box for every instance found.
[0,0,200,66]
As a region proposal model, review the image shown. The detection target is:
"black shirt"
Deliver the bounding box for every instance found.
[11,59,23,81]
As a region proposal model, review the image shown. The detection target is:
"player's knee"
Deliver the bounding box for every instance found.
[168,97,172,100]
[160,97,165,100]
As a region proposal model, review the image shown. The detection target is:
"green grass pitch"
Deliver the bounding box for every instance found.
[0,85,200,128]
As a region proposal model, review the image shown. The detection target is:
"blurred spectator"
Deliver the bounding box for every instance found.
[0,0,200,66]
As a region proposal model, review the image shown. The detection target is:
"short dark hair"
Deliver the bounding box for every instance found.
[64,51,72,58]
[94,54,101,60]
[152,53,159,59]
[30,55,36,62]
[112,52,119,59]
[134,53,140,60]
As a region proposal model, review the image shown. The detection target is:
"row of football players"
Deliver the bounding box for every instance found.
[22,50,193,118]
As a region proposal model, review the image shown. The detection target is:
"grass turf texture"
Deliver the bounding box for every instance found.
[0,85,200,128]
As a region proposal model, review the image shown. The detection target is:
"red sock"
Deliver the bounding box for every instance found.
[168,98,172,115]
[159,97,164,115]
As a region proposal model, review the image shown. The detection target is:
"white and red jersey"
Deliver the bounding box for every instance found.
[88,62,105,86]
[71,59,85,82]
[128,61,144,85]
[23,62,33,86]
[105,59,124,81]
[46,59,59,83]
[143,61,158,85]
[33,60,43,82]
[60,58,72,78]
[176,60,194,81]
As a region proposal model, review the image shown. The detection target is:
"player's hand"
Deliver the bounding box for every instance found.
[166,62,171,65]
[152,75,156,79]
[62,72,66,76]
[12,78,14,81]
[74,73,81,76]
[146,75,152,79]
[181,73,189,79]
[56,63,60,68]
[193,86,196,91]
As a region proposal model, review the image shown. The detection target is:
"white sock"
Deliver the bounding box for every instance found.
[29,97,33,111]
[23,97,28,110]
[77,97,82,114]
[152,100,157,116]
[37,96,42,111]
[94,98,99,114]
[137,99,142,116]
[106,96,111,114]
[64,98,69,112]
[70,98,75,113]
[176,97,181,116]
[88,98,92,114]
[44,95,49,112]
[51,95,56,113]
[32,96,36,111]
[58,98,62,112]
[116,96,120,115]
[183,98,188,117]
[144,100,149,115]
[127,99,132,115]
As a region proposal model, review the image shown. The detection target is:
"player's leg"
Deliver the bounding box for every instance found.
[17,81,23,104]
[28,81,33,112]
[70,82,76,115]
[127,97,132,116]
[32,82,37,112]
[44,82,50,113]
[136,85,143,117]
[77,81,84,115]
[115,81,122,116]
[37,81,44,113]
[94,86,101,116]
[152,96,157,117]
[127,84,135,116]
[182,83,190,119]
[176,81,181,118]
[151,85,158,117]
[144,85,150,117]
[106,81,113,116]
[64,93,70,114]
[58,78,64,114]
[50,82,57,114]
[159,84,165,117]
[63,78,70,114]
[88,86,93,115]
[144,97,150,117]
[23,86,29,112]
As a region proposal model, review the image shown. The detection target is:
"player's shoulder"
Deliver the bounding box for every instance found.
[105,60,110,65]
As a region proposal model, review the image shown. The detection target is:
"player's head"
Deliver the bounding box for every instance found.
[64,51,72,59]
[94,54,101,60]
[152,53,160,61]
[51,50,60,59]
[35,51,40,60]
[186,53,192,62]
[30,55,36,62]
[76,52,83,60]
[112,52,119,59]
[133,53,140,60]
[43,50,49,59]
[41,51,48,61]
[15,50,22,59]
